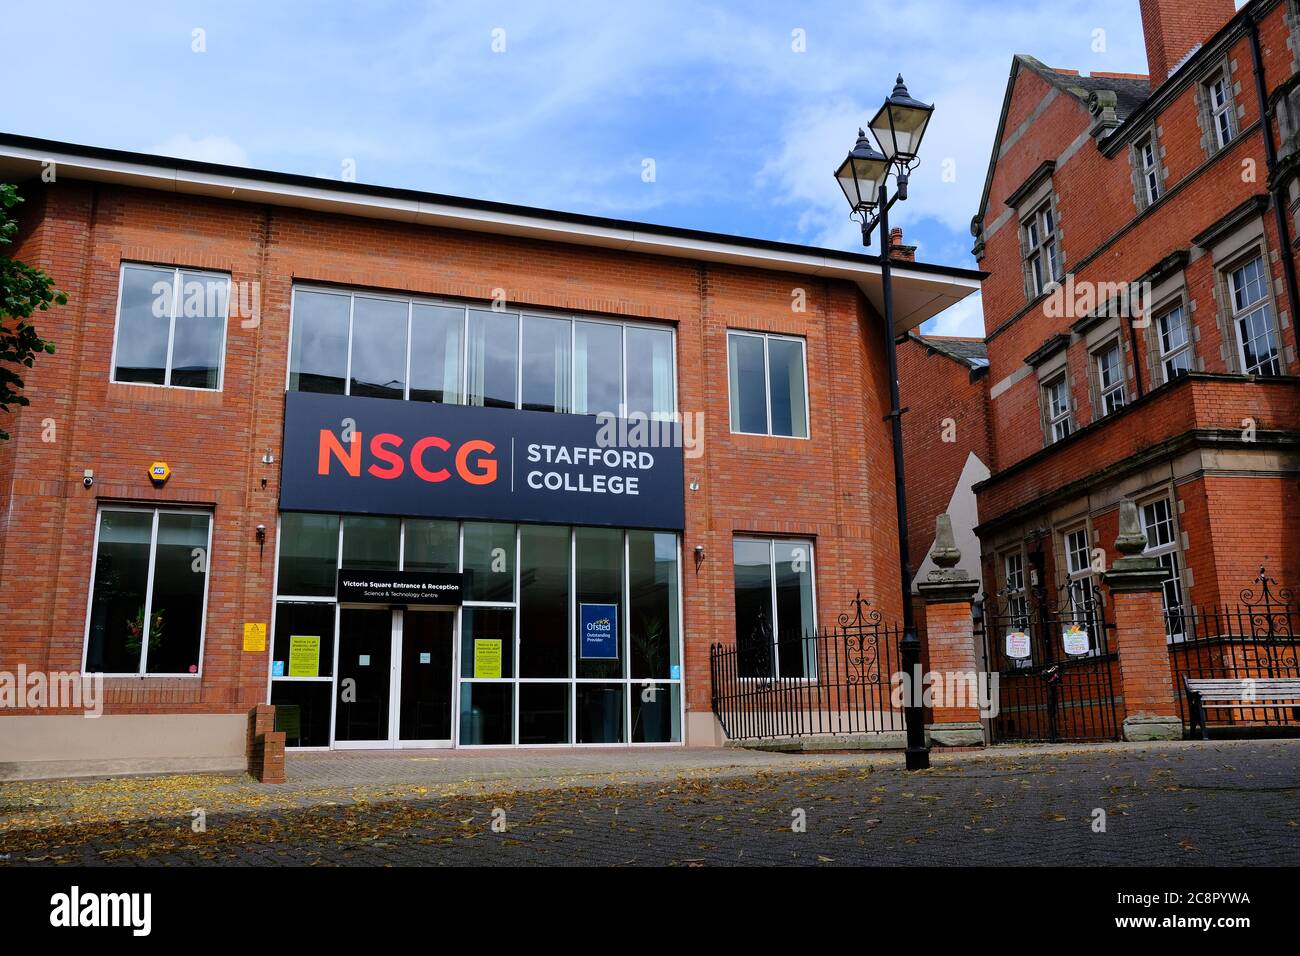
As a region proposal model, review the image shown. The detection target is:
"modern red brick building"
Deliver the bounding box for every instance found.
[903,0,1300,741]
[0,133,977,771]
[898,332,991,592]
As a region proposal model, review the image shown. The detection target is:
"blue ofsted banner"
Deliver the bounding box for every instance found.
[579,603,619,659]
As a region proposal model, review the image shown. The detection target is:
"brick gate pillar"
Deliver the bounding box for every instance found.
[1101,499,1183,741]
[916,515,985,747]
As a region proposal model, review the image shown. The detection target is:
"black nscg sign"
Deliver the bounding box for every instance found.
[337,569,464,605]
[280,392,685,530]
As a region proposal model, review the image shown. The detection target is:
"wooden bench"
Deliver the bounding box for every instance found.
[1183,677,1300,739]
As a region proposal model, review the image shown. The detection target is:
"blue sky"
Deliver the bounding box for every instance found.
[6,0,1162,335]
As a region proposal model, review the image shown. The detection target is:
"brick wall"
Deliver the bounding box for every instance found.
[898,336,991,574]
[0,179,906,722]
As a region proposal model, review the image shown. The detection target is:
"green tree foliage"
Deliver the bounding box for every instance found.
[0,183,63,441]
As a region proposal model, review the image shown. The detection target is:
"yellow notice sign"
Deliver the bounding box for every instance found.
[242,622,267,652]
[288,635,321,677]
[474,639,502,679]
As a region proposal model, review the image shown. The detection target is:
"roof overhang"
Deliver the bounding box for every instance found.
[0,133,981,333]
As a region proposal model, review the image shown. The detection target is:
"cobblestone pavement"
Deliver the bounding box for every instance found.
[2,739,1298,866]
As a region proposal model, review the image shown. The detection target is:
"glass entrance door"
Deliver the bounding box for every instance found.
[334,607,456,748]
[398,610,455,746]
[334,608,394,747]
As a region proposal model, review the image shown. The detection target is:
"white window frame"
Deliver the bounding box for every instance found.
[109,263,230,391]
[1063,526,1094,611]
[1023,200,1061,297]
[1138,134,1161,206]
[1155,303,1194,382]
[1206,70,1236,150]
[1226,256,1283,376]
[81,505,215,677]
[286,284,679,418]
[1094,340,1127,417]
[1140,496,1187,643]
[725,330,811,439]
[1002,552,1028,626]
[733,536,818,681]
[1043,373,1072,444]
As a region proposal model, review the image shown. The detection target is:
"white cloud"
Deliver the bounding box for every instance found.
[922,291,985,338]
[149,134,248,166]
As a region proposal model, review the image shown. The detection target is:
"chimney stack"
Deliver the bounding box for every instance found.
[1139,0,1236,84]
[889,226,916,262]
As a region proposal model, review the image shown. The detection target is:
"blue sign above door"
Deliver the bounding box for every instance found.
[279,392,685,530]
[579,603,619,660]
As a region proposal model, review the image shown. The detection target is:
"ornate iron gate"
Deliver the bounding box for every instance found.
[979,582,1120,742]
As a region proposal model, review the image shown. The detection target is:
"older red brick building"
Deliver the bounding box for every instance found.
[902,0,1300,743]
[0,134,977,771]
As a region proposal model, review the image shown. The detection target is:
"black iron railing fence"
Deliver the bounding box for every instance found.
[1167,567,1300,730]
[709,594,908,741]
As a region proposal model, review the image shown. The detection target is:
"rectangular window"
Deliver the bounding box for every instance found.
[467,309,519,409]
[1141,498,1187,641]
[1139,136,1161,205]
[112,264,229,389]
[733,537,816,679]
[1095,342,1126,416]
[1043,374,1072,443]
[289,288,675,418]
[1156,304,1193,382]
[1064,527,1094,613]
[348,296,408,400]
[1207,73,1235,149]
[625,326,676,419]
[521,315,572,414]
[1228,257,1282,376]
[1003,552,1029,629]
[1024,201,1061,298]
[409,304,464,404]
[84,508,213,675]
[727,331,808,438]
[574,321,623,416]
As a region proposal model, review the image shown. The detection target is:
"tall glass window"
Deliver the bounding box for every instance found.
[519,524,570,678]
[409,304,463,404]
[467,310,519,408]
[574,321,622,415]
[576,527,624,680]
[348,296,407,400]
[521,315,572,413]
[625,326,675,418]
[84,508,213,675]
[288,290,350,394]
[733,537,816,679]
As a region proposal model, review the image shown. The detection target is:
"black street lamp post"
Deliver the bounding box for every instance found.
[833,75,934,771]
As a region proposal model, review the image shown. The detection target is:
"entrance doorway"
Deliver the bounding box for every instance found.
[334,607,455,748]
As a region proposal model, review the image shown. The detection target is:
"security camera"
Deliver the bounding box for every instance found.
[82,469,94,488]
